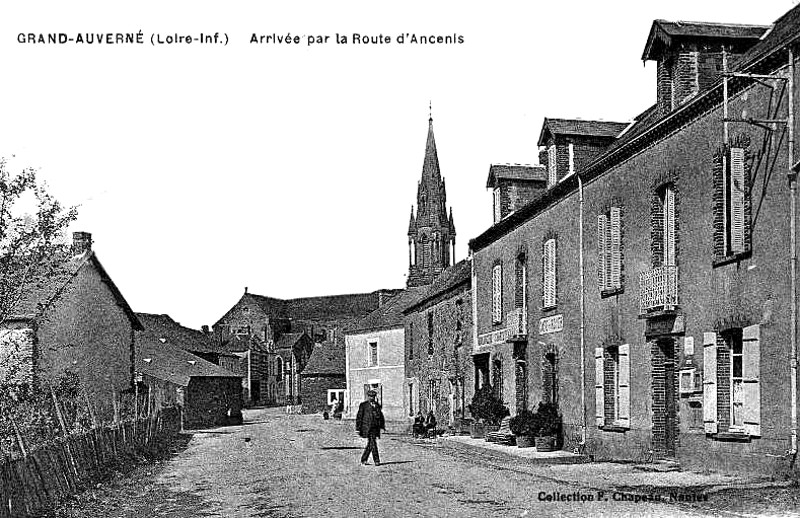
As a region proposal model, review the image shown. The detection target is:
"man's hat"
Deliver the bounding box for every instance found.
[367,390,377,396]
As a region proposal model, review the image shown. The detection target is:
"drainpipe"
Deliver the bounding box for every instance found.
[789,47,797,457]
[578,173,587,446]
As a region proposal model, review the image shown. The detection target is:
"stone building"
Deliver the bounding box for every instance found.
[213,289,399,405]
[0,232,142,400]
[300,341,346,414]
[403,259,473,430]
[136,317,242,429]
[469,6,800,475]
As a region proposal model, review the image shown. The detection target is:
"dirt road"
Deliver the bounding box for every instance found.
[49,408,734,517]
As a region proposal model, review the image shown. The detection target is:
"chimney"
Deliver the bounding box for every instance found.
[201,325,210,335]
[244,286,248,294]
[72,231,92,255]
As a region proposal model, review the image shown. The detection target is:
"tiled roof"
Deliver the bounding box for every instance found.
[348,287,426,334]
[136,313,233,356]
[136,337,240,387]
[8,251,142,330]
[486,164,546,188]
[642,20,769,61]
[537,118,629,146]
[737,4,800,71]
[301,342,345,376]
[403,259,472,314]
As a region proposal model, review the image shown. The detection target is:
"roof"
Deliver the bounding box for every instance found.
[136,336,240,387]
[136,313,234,356]
[486,164,546,188]
[214,289,403,328]
[7,251,143,331]
[403,259,472,314]
[348,287,426,334]
[301,342,345,376]
[537,118,629,146]
[642,20,769,61]
[470,4,800,253]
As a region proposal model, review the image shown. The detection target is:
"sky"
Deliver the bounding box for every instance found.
[0,0,796,330]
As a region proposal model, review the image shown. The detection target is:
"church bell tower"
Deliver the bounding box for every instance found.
[407,115,456,288]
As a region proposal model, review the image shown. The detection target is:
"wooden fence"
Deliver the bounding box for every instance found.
[0,410,180,518]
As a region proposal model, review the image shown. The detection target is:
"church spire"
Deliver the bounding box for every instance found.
[407,111,456,288]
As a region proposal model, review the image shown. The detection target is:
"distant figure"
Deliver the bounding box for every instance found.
[412,411,425,438]
[334,399,344,419]
[356,390,385,466]
[330,397,339,416]
[425,410,437,437]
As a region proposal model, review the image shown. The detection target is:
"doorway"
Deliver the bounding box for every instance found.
[652,338,678,457]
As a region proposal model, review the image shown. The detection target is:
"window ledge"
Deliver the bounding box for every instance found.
[711,431,751,442]
[713,250,752,268]
[600,424,629,433]
[600,288,624,299]
[541,305,558,313]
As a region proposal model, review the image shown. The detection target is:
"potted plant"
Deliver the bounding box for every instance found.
[509,409,539,448]
[467,386,509,438]
[533,402,561,452]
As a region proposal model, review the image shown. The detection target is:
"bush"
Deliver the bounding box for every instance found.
[509,409,539,437]
[535,401,561,437]
[467,385,509,426]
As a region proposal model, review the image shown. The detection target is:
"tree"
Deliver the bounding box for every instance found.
[0,157,78,325]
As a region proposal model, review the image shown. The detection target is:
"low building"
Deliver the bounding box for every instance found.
[136,335,242,429]
[403,259,474,430]
[300,341,346,414]
[0,232,142,400]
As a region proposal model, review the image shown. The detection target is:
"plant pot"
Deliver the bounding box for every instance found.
[535,435,557,452]
[516,435,535,448]
[470,422,486,439]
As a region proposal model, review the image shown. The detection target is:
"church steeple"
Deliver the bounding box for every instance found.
[407,114,456,288]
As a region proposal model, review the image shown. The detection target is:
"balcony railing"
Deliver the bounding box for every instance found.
[639,266,678,314]
[506,308,528,337]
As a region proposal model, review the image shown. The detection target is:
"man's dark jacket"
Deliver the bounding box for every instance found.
[356,400,386,438]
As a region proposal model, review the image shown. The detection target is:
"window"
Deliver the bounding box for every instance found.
[515,254,527,312]
[235,325,251,336]
[492,263,502,324]
[543,238,557,309]
[597,207,623,293]
[493,188,501,223]
[369,341,378,366]
[703,326,761,436]
[427,312,434,356]
[568,143,574,177]
[327,389,345,405]
[595,344,630,428]
[276,357,283,381]
[547,145,557,187]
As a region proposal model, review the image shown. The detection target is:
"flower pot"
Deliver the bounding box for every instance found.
[516,435,535,448]
[470,422,486,439]
[535,435,557,452]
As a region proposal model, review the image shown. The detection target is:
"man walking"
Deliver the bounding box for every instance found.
[356,390,385,466]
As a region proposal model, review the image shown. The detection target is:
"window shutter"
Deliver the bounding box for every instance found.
[492,264,502,323]
[595,347,605,426]
[597,214,607,291]
[493,188,501,223]
[703,332,718,434]
[568,143,575,176]
[548,145,557,186]
[610,207,622,289]
[617,343,630,428]
[730,148,746,254]
[543,239,556,308]
[742,324,761,436]
[664,187,676,266]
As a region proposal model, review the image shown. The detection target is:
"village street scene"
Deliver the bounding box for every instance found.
[3,1,800,517]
